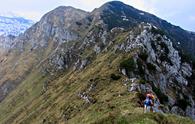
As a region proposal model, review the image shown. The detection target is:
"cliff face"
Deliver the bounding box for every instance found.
[0,1,195,123]
[114,23,194,119]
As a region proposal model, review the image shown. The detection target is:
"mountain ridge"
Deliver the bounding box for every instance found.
[0,1,195,123]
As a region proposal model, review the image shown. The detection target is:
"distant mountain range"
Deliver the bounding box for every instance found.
[0,15,34,36]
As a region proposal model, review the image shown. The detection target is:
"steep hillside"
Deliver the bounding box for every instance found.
[0,22,194,124]
[0,1,195,124]
[0,6,89,102]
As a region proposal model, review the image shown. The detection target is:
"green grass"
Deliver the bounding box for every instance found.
[93,112,194,124]
[0,30,194,124]
[0,49,194,124]
[0,70,46,123]
[120,57,136,73]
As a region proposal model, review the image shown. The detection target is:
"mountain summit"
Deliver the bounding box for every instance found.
[95,1,195,56]
[0,1,194,124]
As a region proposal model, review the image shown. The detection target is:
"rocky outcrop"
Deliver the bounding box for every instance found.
[115,23,194,119]
[0,35,15,49]
[11,6,89,52]
[99,1,195,56]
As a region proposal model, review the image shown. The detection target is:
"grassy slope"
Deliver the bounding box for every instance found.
[0,30,194,124]
[0,49,194,124]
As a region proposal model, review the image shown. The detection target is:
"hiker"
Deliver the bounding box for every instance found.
[143,92,154,113]
[153,98,162,113]
[146,92,155,100]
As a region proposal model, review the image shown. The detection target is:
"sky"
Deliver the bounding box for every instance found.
[0,0,195,31]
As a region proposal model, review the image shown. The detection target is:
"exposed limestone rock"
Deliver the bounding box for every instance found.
[171,106,185,116]
[110,27,124,33]
[186,105,195,119]
[139,84,153,93]
[101,31,107,45]
[181,63,192,77]
[128,83,140,92]
[80,59,89,69]
[130,78,137,83]
[121,69,127,76]
[73,59,80,71]
[115,23,194,118]
[122,78,130,86]
[78,93,91,103]
[94,45,101,54]
[0,35,15,49]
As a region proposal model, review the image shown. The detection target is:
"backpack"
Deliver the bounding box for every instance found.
[146,93,155,100]
[144,98,151,106]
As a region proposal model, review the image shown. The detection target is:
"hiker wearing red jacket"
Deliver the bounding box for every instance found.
[144,92,155,113]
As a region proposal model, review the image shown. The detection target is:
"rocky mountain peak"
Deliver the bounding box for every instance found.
[41,6,89,27]
[0,2,195,123]
[98,1,126,10]
[11,6,90,51]
[91,1,195,56]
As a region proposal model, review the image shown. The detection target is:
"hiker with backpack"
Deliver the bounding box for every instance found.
[143,92,154,113]
[153,97,161,113]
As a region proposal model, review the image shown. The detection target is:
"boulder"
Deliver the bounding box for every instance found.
[171,106,185,116]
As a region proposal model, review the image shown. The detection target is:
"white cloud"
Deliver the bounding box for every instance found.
[189,16,195,21]
[13,11,41,21]
[0,0,156,21]
[0,0,194,31]
[123,0,156,14]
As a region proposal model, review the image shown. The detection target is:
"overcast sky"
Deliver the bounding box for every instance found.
[0,0,194,31]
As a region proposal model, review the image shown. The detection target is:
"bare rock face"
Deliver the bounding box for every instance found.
[94,45,101,54]
[186,105,195,119]
[0,6,90,102]
[136,25,193,117]
[0,35,15,49]
[80,59,89,70]
[171,106,185,116]
[114,23,194,119]
[12,6,89,51]
[128,83,140,92]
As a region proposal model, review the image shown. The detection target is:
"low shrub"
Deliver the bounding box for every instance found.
[159,42,169,55]
[156,36,162,41]
[139,52,148,61]
[120,58,136,72]
[176,99,191,111]
[180,52,192,63]
[136,59,145,76]
[147,63,156,72]
[110,74,121,80]
[139,79,146,84]
[116,116,129,124]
